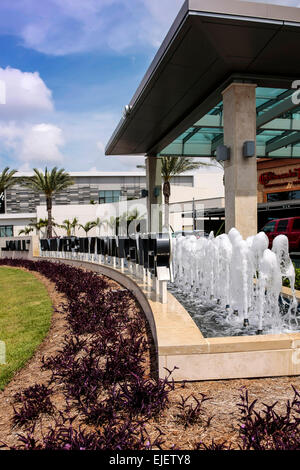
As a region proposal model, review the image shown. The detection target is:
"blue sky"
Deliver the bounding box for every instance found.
[0,0,298,172]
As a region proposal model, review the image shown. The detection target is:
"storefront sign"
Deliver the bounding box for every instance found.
[259,168,300,186]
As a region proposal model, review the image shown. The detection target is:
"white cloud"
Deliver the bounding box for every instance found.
[54,110,145,171]
[0,66,63,168]
[96,141,105,153]
[0,67,53,118]
[20,123,64,163]
[0,122,23,150]
[0,0,184,56]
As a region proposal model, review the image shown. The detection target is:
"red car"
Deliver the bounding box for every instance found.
[262,217,300,251]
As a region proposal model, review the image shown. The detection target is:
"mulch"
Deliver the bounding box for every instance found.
[0,267,299,450]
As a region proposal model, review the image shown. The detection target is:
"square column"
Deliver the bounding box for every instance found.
[222,83,257,238]
[146,156,162,232]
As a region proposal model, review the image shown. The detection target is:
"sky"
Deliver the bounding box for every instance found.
[0,0,299,172]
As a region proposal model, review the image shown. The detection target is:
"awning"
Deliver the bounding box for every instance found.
[105,0,300,158]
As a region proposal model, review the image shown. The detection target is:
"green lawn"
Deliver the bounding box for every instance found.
[0,267,53,390]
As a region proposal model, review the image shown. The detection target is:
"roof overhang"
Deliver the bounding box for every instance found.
[105,0,300,157]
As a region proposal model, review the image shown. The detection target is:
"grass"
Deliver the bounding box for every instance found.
[0,267,53,390]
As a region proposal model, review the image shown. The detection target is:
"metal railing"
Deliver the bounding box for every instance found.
[40,234,173,304]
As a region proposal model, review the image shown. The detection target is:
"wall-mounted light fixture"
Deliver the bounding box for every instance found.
[243,141,255,158]
[216,144,230,161]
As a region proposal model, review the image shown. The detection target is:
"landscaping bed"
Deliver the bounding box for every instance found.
[0,259,300,450]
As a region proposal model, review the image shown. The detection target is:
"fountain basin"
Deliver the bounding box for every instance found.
[154,287,300,381]
[168,283,300,338]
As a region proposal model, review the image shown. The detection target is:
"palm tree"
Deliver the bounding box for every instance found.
[22,167,74,238]
[0,167,17,212]
[104,216,118,235]
[127,208,145,222]
[29,218,54,237]
[18,227,34,236]
[93,217,105,236]
[160,156,213,229]
[60,217,79,237]
[29,218,45,234]
[79,220,99,236]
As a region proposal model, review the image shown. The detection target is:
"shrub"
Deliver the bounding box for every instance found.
[238,387,300,450]
[283,267,300,290]
[13,384,54,427]
[175,394,211,428]
[119,370,175,418]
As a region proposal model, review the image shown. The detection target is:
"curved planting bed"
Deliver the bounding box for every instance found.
[0,267,52,390]
[1,258,300,450]
[0,258,166,450]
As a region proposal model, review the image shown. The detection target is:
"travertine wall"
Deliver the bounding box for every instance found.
[223,82,258,238]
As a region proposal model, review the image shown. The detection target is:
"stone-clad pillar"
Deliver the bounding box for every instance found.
[146,156,162,232]
[222,83,257,238]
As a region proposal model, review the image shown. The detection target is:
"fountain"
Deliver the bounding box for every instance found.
[171,229,299,338]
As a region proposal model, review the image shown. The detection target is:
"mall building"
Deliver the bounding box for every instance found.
[1,157,298,238]
[0,170,224,237]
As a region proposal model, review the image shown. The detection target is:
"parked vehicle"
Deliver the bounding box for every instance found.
[261,217,300,251]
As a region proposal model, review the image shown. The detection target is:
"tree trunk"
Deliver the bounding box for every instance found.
[46,196,52,238]
[163,181,170,229]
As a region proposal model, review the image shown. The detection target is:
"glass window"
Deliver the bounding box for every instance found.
[277,220,288,232]
[267,191,300,202]
[98,190,121,204]
[292,219,300,231]
[0,225,13,237]
[263,221,276,233]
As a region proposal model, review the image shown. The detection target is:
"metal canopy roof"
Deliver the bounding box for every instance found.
[105,0,300,158]
[160,87,300,159]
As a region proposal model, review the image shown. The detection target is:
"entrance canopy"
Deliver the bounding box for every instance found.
[160,87,300,159]
[105,0,300,158]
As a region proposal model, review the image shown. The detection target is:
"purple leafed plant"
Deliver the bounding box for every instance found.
[0,258,170,450]
[238,386,300,450]
[194,440,231,450]
[5,416,165,450]
[12,384,54,427]
[119,369,176,418]
[175,394,211,428]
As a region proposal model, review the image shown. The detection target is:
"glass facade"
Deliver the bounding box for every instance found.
[0,225,13,237]
[267,190,300,202]
[159,87,300,160]
[99,190,121,204]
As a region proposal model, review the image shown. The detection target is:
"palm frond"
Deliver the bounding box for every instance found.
[0,167,18,193]
[160,156,214,182]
